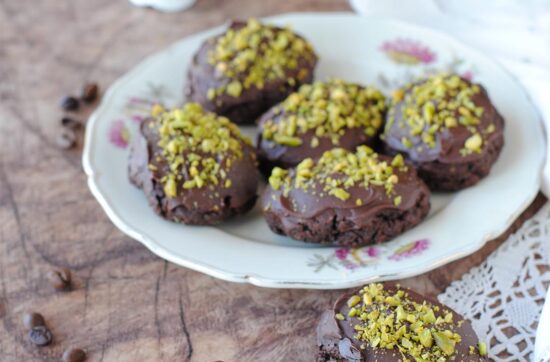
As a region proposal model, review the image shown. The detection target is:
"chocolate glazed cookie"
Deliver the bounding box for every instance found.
[317,283,488,362]
[383,73,504,191]
[257,80,386,174]
[261,147,430,247]
[129,103,259,225]
[186,19,318,125]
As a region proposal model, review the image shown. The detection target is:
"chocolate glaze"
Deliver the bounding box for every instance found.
[261,155,430,246]
[128,118,259,225]
[186,21,318,125]
[256,93,382,173]
[317,284,488,362]
[383,79,504,191]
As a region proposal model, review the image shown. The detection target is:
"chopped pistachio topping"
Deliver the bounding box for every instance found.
[207,19,316,98]
[347,295,362,308]
[385,73,487,156]
[478,341,487,356]
[262,80,385,147]
[464,133,483,153]
[150,103,252,198]
[393,195,402,206]
[338,283,469,361]
[151,103,165,117]
[269,167,288,191]
[267,146,407,203]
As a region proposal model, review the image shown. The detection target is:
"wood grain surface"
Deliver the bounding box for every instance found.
[0,0,545,361]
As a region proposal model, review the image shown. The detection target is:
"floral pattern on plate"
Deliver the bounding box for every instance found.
[107,83,170,149]
[381,38,436,65]
[307,239,430,272]
[108,120,130,149]
[377,38,477,92]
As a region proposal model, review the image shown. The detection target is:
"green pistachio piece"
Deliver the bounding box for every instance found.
[330,188,350,201]
[464,133,483,152]
[478,341,487,356]
[394,196,402,206]
[226,81,243,97]
[433,331,456,356]
[422,309,436,324]
[347,295,361,308]
[164,177,177,198]
[419,329,433,348]
[273,134,303,146]
[401,137,413,148]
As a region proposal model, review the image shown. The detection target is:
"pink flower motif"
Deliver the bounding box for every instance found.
[381,39,436,65]
[462,70,474,81]
[131,114,146,123]
[128,97,155,106]
[343,262,358,271]
[388,239,430,261]
[109,120,130,149]
[335,248,350,260]
[365,247,380,258]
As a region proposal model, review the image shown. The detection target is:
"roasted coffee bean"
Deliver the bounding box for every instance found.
[81,83,99,103]
[60,96,79,111]
[56,129,76,150]
[61,117,82,130]
[62,347,87,362]
[29,326,52,346]
[46,268,71,290]
[22,312,45,329]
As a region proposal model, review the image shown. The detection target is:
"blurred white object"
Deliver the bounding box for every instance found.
[439,203,550,361]
[128,0,196,12]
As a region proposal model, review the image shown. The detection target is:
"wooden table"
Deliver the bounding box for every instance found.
[0,0,545,360]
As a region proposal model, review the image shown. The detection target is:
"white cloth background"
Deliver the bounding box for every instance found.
[349,0,550,360]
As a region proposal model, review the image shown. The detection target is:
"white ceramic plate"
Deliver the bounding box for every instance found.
[83,13,545,289]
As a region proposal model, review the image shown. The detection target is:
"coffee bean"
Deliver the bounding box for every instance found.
[62,347,86,362]
[60,96,80,111]
[61,117,82,130]
[81,83,99,103]
[56,129,76,150]
[22,312,45,329]
[46,268,71,291]
[29,326,52,346]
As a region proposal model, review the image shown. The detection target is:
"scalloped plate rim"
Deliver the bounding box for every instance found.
[82,12,545,289]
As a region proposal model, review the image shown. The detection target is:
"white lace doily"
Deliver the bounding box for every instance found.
[439,202,550,361]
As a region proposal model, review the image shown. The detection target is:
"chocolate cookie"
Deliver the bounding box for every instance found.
[382,73,504,191]
[257,80,386,173]
[317,283,488,362]
[261,146,430,246]
[186,19,318,125]
[129,103,259,225]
